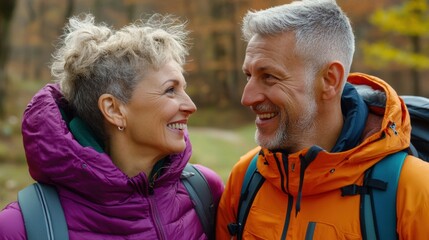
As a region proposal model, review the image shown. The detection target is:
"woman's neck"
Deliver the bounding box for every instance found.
[108,135,166,177]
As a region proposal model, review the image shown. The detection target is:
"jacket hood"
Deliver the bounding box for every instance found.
[258,73,411,198]
[21,83,193,203]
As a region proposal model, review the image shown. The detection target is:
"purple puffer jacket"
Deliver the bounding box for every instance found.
[0,84,224,240]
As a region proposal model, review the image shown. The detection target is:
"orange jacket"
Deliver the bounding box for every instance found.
[216,73,429,239]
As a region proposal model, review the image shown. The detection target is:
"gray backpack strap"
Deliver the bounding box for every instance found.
[18,182,69,240]
[181,163,215,240]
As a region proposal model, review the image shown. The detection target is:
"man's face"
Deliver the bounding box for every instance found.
[241,32,318,152]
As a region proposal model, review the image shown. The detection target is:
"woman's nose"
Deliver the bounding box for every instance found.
[181,93,197,114]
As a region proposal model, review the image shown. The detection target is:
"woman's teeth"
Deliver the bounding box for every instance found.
[167,123,187,130]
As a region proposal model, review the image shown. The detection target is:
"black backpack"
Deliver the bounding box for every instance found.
[402,96,429,161]
[228,95,429,240]
[18,163,215,240]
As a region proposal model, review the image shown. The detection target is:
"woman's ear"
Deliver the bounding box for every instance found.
[98,94,126,129]
[321,61,345,100]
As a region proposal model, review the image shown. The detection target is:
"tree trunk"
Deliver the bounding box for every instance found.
[0,0,17,118]
[411,35,420,96]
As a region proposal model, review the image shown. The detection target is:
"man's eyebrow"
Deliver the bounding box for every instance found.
[243,65,280,73]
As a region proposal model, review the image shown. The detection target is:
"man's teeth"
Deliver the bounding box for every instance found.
[168,123,187,130]
[258,113,276,120]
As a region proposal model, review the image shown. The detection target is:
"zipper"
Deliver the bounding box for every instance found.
[279,152,292,239]
[148,195,166,240]
[281,194,294,239]
[147,167,167,239]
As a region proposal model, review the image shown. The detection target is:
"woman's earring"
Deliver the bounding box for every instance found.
[118,126,124,131]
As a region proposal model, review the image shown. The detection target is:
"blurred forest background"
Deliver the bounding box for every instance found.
[0,0,429,208]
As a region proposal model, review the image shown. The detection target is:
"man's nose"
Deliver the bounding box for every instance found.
[241,78,264,107]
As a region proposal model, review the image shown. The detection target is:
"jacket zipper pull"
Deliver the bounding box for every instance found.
[148,170,161,195]
[148,174,157,195]
[148,181,155,195]
[389,122,398,135]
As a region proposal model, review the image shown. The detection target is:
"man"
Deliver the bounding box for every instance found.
[216,0,429,239]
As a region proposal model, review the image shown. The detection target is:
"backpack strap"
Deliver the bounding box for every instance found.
[181,163,215,240]
[362,151,407,240]
[227,154,264,240]
[18,182,69,240]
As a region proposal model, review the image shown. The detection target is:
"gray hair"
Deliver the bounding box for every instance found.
[242,0,355,79]
[50,13,190,142]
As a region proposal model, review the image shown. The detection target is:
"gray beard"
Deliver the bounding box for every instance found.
[255,100,317,151]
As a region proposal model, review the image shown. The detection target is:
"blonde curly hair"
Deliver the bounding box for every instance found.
[50,13,190,142]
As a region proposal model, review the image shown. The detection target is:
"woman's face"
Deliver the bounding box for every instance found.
[122,60,196,159]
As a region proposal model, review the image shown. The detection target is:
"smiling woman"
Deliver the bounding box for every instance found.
[112,60,197,176]
[0,13,223,240]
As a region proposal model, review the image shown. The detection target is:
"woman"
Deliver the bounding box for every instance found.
[0,13,224,239]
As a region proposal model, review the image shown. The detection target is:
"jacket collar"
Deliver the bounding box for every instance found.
[331,83,369,152]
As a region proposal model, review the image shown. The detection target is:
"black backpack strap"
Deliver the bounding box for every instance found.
[181,163,215,240]
[18,182,69,240]
[227,154,264,240]
[361,151,407,240]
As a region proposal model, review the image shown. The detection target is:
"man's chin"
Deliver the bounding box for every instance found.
[256,136,280,150]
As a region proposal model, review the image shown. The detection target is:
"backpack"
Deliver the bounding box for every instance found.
[18,163,215,240]
[228,95,429,240]
[402,95,429,161]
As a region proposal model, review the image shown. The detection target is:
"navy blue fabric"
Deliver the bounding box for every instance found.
[331,83,369,152]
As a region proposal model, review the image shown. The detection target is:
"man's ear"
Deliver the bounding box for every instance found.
[321,61,345,100]
[98,94,126,128]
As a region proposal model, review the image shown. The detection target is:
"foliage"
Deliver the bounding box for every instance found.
[370,0,429,36]
[362,41,429,69]
[362,0,429,70]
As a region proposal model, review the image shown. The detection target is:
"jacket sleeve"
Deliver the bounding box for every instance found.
[0,201,26,240]
[396,156,429,239]
[216,170,241,239]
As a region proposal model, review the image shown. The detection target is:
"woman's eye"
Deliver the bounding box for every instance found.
[242,71,252,82]
[165,87,175,94]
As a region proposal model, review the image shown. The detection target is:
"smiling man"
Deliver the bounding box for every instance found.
[216,0,429,239]
[241,32,321,153]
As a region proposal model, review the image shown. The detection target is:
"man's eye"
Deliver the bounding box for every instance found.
[263,74,278,85]
[263,73,274,79]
